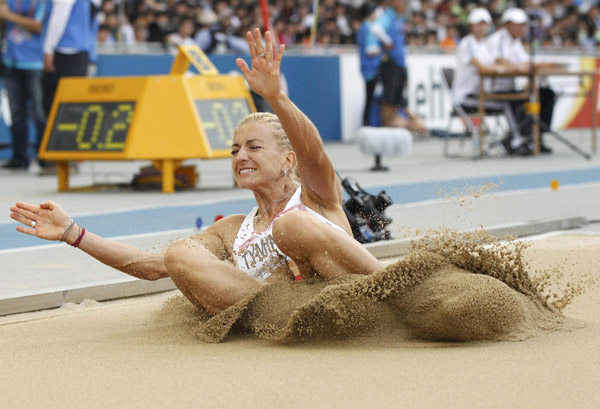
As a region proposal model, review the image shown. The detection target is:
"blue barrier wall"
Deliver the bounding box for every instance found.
[0,53,341,161]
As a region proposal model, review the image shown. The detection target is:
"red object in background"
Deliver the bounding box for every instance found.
[462,116,481,128]
[259,0,270,32]
[214,215,224,222]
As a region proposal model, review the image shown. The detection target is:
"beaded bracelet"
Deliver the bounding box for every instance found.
[59,219,75,242]
[71,226,86,248]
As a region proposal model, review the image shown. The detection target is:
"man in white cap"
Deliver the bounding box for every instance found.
[488,7,556,155]
[453,8,498,106]
[451,8,523,153]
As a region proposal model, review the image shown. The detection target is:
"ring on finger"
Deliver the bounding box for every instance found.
[31,220,36,229]
[258,52,266,58]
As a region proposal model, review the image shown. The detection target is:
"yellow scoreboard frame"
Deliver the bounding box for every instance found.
[38,45,256,193]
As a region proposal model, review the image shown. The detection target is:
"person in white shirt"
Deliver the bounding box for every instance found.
[453,8,526,155]
[488,8,557,155]
[453,8,499,105]
[168,18,196,48]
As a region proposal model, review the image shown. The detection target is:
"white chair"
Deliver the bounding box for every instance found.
[440,67,511,158]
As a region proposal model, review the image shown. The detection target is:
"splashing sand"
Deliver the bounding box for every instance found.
[156,230,581,344]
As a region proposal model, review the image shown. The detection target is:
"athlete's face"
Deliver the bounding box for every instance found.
[231,122,290,190]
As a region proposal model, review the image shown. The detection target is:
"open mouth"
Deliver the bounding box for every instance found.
[239,168,257,175]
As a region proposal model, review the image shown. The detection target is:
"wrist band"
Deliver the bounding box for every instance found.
[59,219,75,242]
[71,226,86,248]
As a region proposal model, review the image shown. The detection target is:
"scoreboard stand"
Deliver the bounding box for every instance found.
[39,46,256,193]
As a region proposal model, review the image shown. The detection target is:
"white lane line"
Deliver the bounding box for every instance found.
[398,181,600,209]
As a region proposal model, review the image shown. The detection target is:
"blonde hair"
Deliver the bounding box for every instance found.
[235,112,300,184]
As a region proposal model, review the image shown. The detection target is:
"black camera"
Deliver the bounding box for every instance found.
[341,176,393,243]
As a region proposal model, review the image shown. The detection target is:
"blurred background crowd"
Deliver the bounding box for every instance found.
[99,0,600,52]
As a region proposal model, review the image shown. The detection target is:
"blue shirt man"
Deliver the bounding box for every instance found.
[42,0,95,115]
[376,5,406,68]
[370,0,426,134]
[357,1,382,126]
[0,0,47,169]
[372,0,411,128]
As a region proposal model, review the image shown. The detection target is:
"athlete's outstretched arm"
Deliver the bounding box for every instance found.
[10,201,169,281]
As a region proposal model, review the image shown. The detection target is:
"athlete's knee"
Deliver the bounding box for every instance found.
[273,211,324,258]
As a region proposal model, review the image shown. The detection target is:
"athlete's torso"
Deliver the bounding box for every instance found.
[232,187,347,280]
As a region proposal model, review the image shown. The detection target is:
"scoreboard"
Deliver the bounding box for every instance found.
[38,45,256,192]
[45,101,135,152]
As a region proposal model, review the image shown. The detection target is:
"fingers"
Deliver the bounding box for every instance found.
[15,225,36,237]
[10,205,37,221]
[10,211,34,228]
[252,28,265,57]
[15,201,40,214]
[40,201,55,210]
[246,31,257,59]
[273,44,285,71]
[264,31,273,60]
[236,57,251,77]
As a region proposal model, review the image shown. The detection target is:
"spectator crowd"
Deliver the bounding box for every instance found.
[98,0,600,52]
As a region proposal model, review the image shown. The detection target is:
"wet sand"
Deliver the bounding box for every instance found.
[0,233,599,409]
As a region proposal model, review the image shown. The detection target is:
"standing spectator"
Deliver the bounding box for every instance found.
[373,0,426,134]
[88,1,100,76]
[42,0,93,115]
[0,0,47,169]
[357,1,381,126]
[373,0,408,128]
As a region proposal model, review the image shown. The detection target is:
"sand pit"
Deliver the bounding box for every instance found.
[0,233,599,409]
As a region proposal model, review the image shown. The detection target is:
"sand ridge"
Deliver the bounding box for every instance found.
[155,230,579,344]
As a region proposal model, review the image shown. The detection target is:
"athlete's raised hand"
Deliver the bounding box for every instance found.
[235,29,285,100]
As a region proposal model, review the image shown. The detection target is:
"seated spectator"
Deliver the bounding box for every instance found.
[488,8,558,155]
[97,24,115,44]
[453,8,500,105]
[148,12,175,44]
[440,25,460,50]
[168,17,196,47]
[90,0,600,51]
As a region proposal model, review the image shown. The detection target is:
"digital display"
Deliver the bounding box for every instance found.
[194,99,252,151]
[46,102,135,152]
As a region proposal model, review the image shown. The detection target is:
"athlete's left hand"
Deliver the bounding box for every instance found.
[235,29,285,100]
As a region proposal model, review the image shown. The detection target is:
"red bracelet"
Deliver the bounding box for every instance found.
[71,227,86,248]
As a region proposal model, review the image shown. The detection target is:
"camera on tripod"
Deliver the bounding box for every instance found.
[341,176,393,243]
